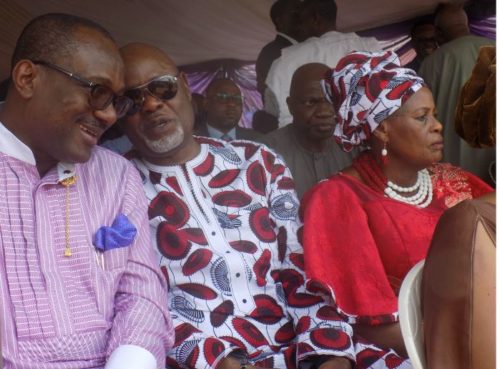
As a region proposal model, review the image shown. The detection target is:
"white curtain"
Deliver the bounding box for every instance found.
[0,0,456,79]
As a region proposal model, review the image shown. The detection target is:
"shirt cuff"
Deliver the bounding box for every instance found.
[105,344,156,369]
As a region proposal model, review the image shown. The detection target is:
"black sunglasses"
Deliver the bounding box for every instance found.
[32,60,133,118]
[124,74,179,116]
[210,92,243,104]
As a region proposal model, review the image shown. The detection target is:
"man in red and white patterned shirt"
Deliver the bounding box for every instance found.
[119,42,410,369]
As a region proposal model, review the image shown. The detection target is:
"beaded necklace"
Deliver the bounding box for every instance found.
[353,152,433,208]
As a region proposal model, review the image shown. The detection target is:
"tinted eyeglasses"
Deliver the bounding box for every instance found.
[32,60,133,118]
[124,74,179,116]
[210,92,243,104]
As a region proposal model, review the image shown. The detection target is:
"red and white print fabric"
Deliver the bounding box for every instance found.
[322,50,425,152]
[130,137,409,369]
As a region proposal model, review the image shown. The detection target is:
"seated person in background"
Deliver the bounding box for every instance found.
[423,192,495,369]
[195,78,262,141]
[119,42,411,369]
[406,17,438,73]
[301,51,492,358]
[0,13,173,368]
[260,63,356,199]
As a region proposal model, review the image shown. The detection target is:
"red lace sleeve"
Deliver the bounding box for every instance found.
[430,163,493,208]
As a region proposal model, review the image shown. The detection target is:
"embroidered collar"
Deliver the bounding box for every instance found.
[140,143,209,173]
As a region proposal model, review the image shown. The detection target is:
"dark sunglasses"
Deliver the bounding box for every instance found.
[210,92,243,104]
[32,60,133,118]
[124,74,179,116]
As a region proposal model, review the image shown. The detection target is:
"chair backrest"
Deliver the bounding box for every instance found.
[422,198,496,369]
[398,260,425,369]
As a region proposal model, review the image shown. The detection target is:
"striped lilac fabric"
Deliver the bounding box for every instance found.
[0,145,174,369]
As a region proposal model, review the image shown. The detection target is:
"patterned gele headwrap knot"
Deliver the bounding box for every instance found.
[322,50,425,152]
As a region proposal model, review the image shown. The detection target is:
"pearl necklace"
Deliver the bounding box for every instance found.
[384,169,433,208]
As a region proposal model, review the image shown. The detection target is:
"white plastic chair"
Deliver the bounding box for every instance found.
[398,260,425,369]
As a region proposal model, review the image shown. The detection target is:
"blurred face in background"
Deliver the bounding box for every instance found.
[279,0,302,40]
[412,24,438,60]
[203,79,243,133]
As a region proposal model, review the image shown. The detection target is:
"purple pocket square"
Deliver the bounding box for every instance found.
[94,214,137,251]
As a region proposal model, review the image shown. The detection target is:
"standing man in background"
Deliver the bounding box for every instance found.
[406,17,438,72]
[419,3,495,183]
[265,0,381,126]
[255,0,302,100]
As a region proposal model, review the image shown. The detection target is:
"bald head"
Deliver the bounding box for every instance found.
[290,63,329,97]
[119,42,199,166]
[434,4,470,42]
[120,42,172,62]
[205,78,240,96]
[120,42,179,87]
[287,63,335,149]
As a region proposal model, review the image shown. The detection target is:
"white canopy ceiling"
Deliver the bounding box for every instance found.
[0,0,454,78]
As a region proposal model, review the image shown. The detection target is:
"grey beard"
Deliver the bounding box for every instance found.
[143,125,184,153]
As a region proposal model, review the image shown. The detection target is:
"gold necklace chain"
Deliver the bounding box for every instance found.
[60,175,77,257]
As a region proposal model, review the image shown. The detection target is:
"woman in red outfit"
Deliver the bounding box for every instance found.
[301,50,492,358]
